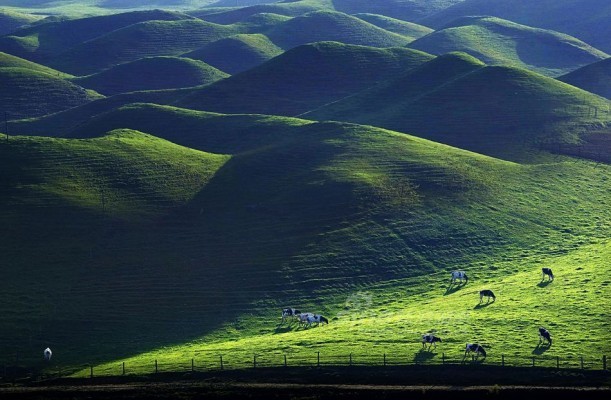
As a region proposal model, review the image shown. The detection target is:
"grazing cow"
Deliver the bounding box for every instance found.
[542,268,554,281]
[451,271,468,285]
[422,333,442,350]
[464,343,486,360]
[304,314,328,328]
[43,347,52,361]
[281,307,301,324]
[479,289,496,303]
[539,327,552,346]
[298,312,315,326]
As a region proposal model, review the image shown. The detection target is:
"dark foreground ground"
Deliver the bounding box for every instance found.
[1,365,609,399]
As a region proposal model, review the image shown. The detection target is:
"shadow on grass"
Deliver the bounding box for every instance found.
[532,343,551,355]
[413,349,437,363]
[444,283,466,296]
[473,301,494,309]
[537,281,553,288]
[461,355,486,365]
[273,325,295,334]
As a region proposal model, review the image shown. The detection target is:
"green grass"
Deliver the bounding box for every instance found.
[194,0,333,24]
[48,19,240,75]
[353,13,434,42]
[72,56,229,95]
[0,9,192,63]
[176,41,434,115]
[183,33,284,74]
[306,52,611,161]
[0,67,103,119]
[408,16,609,77]
[421,0,611,54]
[332,0,465,22]
[0,51,72,77]
[0,8,42,35]
[559,57,611,99]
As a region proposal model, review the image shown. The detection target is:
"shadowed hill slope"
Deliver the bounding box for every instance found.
[2,106,610,367]
[408,16,608,77]
[559,57,611,99]
[194,0,328,24]
[265,10,413,50]
[306,52,611,161]
[0,8,42,35]
[332,0,466,22]
[47,19,239,75]
[0,9,193,63]
[176,41,434,116]
[353,13,433,41]
[0,51,71,77]
[183,34,283,74]
[420,0,611,54]
[72,56,228,95]
[0,67,103,119]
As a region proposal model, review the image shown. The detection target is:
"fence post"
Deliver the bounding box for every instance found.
[317,351,320,367]
[501,355,504,367]
[581,356,584,369]
[90,365,93,378]
[532,357,535,367]
[191,358,194,373]
[253,355,257,369]
[442,353,446,365]
[384,353,386,367]
[349,353,352,367]
[603,355,607,371]
[284,354,287,367]
[220,355,224,370]
[557,356,560,369]
[155,360,158,374]
[122,362,125,375]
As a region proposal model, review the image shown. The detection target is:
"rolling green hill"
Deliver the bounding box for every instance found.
[408,16,608,77]
[0,8,41,35]
[353,13,433,41]
[233,12,292,33]
[305,52,611,161]
[176,41,434,115]
[0,9,193,62]
[183,34,283,74]
[266,10,413,50]
[0,67,103,119]
[0,51,71,77]
[559,57,611,99]
[2,105,610,371]
[420,0,611,54]
[47,19,239,75]
[332,0,466,22]
[194,0,330,24]
[72,56,228,96]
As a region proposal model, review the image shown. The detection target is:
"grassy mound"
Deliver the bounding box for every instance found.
[353,13,433,41]
[176,41,434,116]
[183,34,283,74]
[408,16,608,77]
[332,0,465,22]
[0,51,71,77]
[559,57,611,99]
[194,0,329,24]
[0,67,103,119]
[306,52,611,160]
[73,56,228,95]
[0,8,42,36]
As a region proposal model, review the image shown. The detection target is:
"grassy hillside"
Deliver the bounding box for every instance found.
[559,57,611,99]
[183,34,283,74]
[194,0,331,24]
[176,41,434,116]
[0,10,192,62]
[48,19,240,75]
[332,0,465,22]
[353,13,433,41]
[72,56,228,95]
[266,11,413,50]
[306,53,611,161]
[0,51,72,77]
[0,8,41,35]
[0,67,103,119]
[2,106,609,372]
[420,0,611,54]
[408,16,608,77]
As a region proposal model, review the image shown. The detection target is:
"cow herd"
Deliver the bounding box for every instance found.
[282,267,555,361]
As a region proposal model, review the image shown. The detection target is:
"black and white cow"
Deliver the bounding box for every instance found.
[464,343,486,359]
[479,289,496,303]
[542,268,554,281]
[422,333,442,350]
[281,307,301,324]
[539,327,552,346]
[451,271,468,285]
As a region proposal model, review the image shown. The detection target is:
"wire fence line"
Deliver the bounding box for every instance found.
[5,352,606,381]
